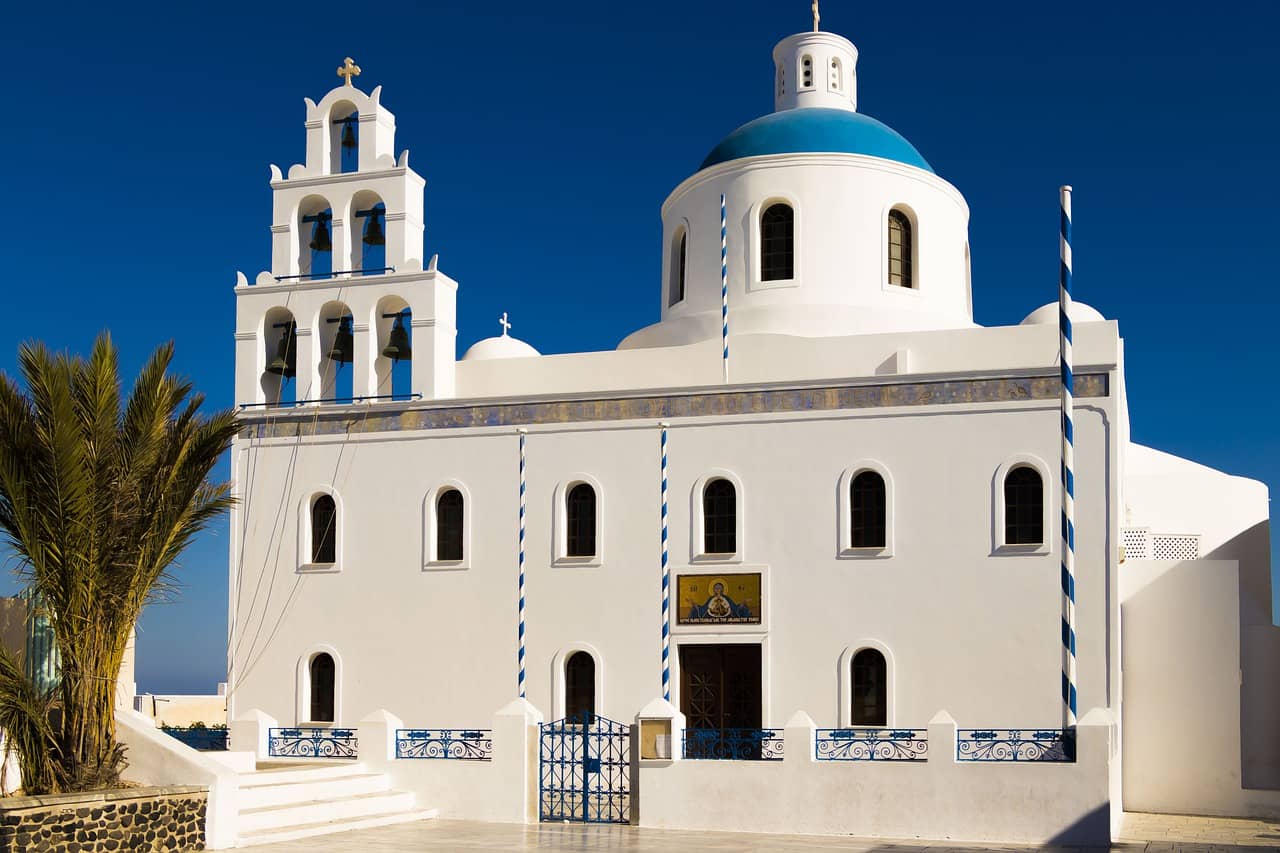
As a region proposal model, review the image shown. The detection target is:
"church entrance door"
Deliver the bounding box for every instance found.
[538,713,631,824]
[679,644,764,759]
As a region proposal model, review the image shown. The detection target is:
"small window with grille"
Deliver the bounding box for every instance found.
[436,489,464,561]
[566,483,597,557]
[670,229,687,306]
[852,649,887,726]
[565,652,596,723]
[1003,467,1044,545]
[888,209,914,288]
[760,203,795,281]
[830,57,843,92]
[850,471,886,548]
[702,479,737,555]
[801,55,814,89]
[311,495,337,564]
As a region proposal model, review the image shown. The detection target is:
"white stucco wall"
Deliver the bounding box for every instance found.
[227,367,1119,736]
[1120,445,1280,817]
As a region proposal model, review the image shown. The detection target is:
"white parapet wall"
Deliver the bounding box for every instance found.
[637,707,1118,845]
[115,710,241,850]
[354,698,542,824]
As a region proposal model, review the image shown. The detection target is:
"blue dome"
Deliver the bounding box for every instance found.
[700,108,933,173]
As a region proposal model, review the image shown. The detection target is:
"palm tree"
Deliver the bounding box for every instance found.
[0,334,239,793]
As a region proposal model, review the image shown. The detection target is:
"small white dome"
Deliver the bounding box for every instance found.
[462,334,540,361]
[1020,301,1106,326]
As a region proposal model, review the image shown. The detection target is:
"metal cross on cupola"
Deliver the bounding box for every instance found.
[337,57,361,86]
[499,312,512,336]
[812,0,820,31]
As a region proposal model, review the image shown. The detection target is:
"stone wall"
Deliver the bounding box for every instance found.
[0,785,206,852]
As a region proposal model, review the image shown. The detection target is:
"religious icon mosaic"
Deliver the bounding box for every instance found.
[677,573,762,625]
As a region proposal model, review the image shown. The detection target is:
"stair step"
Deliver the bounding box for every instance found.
[238,772,389,810]
[236,807,438,847]
[238,762,368,787]
[238,790,416,834]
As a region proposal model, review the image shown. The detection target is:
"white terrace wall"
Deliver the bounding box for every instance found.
[637,708,1117,845]
[230,701,1118,844]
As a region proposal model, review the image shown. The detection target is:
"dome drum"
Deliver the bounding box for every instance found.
[627,153,972,349]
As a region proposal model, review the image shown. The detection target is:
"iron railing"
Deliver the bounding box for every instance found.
[267,727,358,759]
[395,728,492,760]
[239,393,423,410]
[956,728,1075,762]
[161,726,228,751]
[273,267,396,282]
[682,728,784,761]
[815,728,928,761]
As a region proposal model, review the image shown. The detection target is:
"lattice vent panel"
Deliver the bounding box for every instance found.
[1151,534,1200,561]
[1121,527,1151,561]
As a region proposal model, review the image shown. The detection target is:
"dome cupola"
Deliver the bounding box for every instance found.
[772,30,859,112]
[620,15,975,351]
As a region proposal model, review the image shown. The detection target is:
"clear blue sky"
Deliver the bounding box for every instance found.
[1,1,1276,693]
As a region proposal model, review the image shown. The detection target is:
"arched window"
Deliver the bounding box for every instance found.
[436,489,464,561]
[703,479,737,555]
[309,653,336,723]
[851,649,887,726]
[566,483,597,557]
[829,57,843,92]
[311,495,337,564]
[888,209,914,288]
[564,651,596,723]
[801,54,814,89]
[760,203,794,281]
[670,230,687,306]
[850,471,886,548]
[1004,466,1044,545]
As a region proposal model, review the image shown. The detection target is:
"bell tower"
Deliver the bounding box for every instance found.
[233,59,458,408]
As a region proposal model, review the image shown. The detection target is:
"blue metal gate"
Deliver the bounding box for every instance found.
[539,713,631,823]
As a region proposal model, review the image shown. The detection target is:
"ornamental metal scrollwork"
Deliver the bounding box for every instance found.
[956,728,1075,762]
[267,727,358,759]
[815,728,928,761]
[395,729,493,760]
[683,728,784,761]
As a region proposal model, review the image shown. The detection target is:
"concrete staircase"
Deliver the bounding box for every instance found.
[234,761,436,847]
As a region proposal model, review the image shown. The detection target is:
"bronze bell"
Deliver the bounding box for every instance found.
[309,217,332,252]
[266,322,298,379]
[362,210,385,246]
[381,315,412,361]
[327,316,354,364]
[340,116,357,149]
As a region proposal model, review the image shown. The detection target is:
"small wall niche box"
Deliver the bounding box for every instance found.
[639,718,673,760]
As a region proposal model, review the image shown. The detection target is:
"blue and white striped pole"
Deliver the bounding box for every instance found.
[518,428,527,699]
[721,193,729,384]
[660,422,670,701]
[1059,186,1077,729]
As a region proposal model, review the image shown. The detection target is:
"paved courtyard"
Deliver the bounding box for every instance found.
[251,813,1280,852]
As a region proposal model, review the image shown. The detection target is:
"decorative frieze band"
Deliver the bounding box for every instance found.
[241,373,1108,440]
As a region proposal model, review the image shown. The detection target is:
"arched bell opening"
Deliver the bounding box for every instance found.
[350,190,386,276]
[329,101,359,175]
[298,195,334,281]
[317,301,354,403]
[261,306,298,406]
[373,295,412,401]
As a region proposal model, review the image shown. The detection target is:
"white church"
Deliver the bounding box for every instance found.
[214,13,1280,848]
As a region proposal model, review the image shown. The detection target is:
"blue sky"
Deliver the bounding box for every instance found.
[1,1,1276,693]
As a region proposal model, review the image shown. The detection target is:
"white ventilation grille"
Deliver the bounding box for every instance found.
[1151,534,1200,561]
[1121,527,1151,560]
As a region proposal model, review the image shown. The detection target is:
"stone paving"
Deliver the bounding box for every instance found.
[248,813,1280,852]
